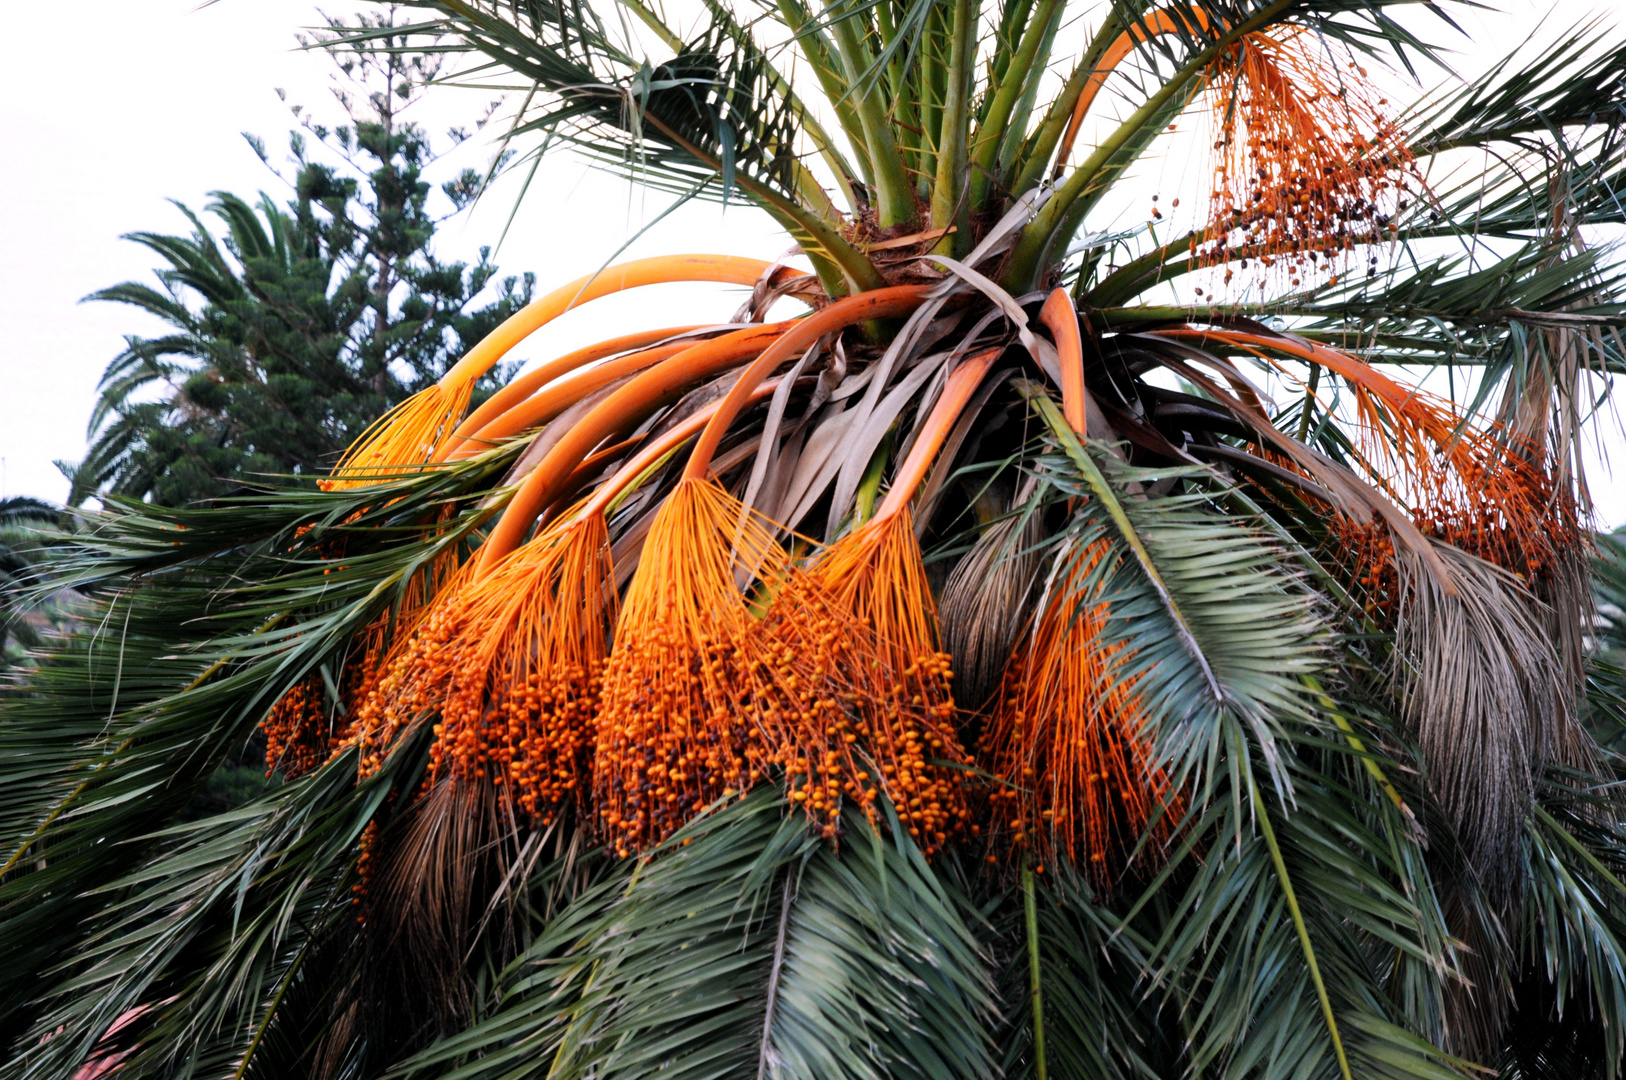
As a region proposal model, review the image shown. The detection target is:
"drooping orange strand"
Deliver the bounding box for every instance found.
[436,325,707,461]
[979,544,1181,888]
[261,544,458,780]
[323,255,785,488]
[1196,30,1416,289]
[1155,327,1585,586]
[371,515,614,824]
[593,478,846,855]
[769,349,1004,852]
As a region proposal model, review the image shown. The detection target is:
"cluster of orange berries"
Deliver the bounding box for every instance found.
[977,554,1179,888]
[767,572,969,852]
[262,676,342,781]
[594,611,782,856]
[1195,35,1419,291]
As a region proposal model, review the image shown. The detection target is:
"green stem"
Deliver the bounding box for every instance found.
[1022,862,1049,1080]
[929,0,975,246]
[826,0,916,226]
[776,0,877,186]
[1246,758,1354,1080]
[968,0,1062,212]
[1295,361,1322,442]
[1007,9,1127,197]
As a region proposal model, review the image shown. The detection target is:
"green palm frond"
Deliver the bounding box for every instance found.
[388,790,994,1080]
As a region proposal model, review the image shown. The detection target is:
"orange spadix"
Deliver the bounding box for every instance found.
[773,347,1005,852]
[1155,327,1583,584]
[322,255,786,488]
[591,288,934,853]
[978,544,1180,887]
[340,382,785,823]
[592,478,841,855]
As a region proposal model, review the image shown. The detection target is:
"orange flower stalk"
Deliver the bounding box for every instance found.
[322,254,785,488]
[442,340,697,461]
[774,347,1005,852]
[478,287,930,571]
[1055,7,1210,174]
[592,478,840,855]
[1156,327,1584,583]
[978,545,1181,888]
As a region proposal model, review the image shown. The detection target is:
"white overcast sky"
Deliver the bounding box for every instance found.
[1,0,1620,525]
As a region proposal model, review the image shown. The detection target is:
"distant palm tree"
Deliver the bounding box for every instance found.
[0,497,61,678]
[4,2,1626,1079]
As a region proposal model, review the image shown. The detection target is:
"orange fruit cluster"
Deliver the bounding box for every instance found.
[800,510,971,854]
[349,516,615,825]
[1197,31,1418,291]
[594,480,859,854]
[978,543,1179,888]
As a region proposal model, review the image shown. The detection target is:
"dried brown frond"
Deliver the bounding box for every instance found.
[1394,543,1578,884]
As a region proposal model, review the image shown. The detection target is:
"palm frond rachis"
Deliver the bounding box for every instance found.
[6,2,1626,1078]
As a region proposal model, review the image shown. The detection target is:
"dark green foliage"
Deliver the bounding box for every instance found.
[0,497,69,682]
[1586,531,1626,751]
[71,18,534,507]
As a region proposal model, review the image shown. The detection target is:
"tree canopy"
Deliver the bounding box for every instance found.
[72,19,534,506]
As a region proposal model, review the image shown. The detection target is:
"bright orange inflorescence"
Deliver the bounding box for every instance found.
[594,478,855,855]
[320,381,475,491]
[1316,383,1585,613]
[978,542,1180,889]
[348,514,616,824]
[802,510,972,854]
[1197,30,1417,290]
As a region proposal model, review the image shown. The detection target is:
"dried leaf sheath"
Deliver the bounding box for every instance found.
[594,478,842,854]
[979,542,1178,887]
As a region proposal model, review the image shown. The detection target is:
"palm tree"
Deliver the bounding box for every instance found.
[0,497,61,680]
[4,1,1626,1078]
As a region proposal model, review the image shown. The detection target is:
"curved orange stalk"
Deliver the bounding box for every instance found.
[475,322,791,572]
[1039,289,1087,436]
[436,325,705,461]
[445,341,693,460]
[324,255,784,488]
[681,285,934,481]
[480,287,931,574]
[1054,8,1208,174]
